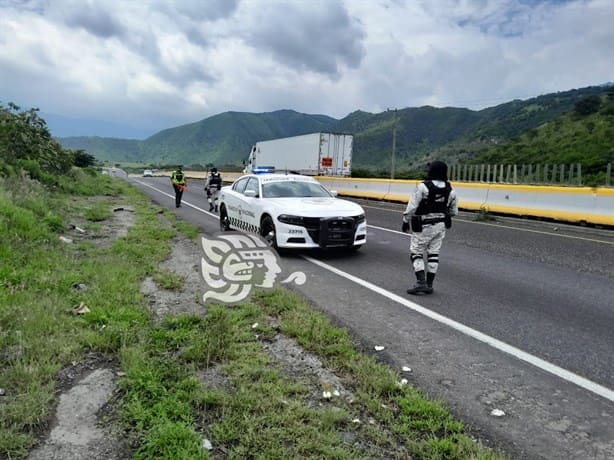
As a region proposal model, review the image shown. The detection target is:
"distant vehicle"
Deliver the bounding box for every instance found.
[219,173,366,250]
[143,169,153,177]
[244,132,353,177]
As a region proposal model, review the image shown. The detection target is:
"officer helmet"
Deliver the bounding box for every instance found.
[426,161,448,181]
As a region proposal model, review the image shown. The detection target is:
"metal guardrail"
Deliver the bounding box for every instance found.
[449,163,613,187]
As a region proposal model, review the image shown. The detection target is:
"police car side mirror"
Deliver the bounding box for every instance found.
[244,189,258,198]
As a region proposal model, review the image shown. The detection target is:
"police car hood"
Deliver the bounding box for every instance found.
[269,197,364,217]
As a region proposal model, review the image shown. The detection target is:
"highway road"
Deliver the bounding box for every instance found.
[131,175,614,460]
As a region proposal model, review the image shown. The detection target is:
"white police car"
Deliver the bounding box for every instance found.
[219,173,367,250]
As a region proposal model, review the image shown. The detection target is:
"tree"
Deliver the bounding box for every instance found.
[573,96,601,116]
[71,149,97,167]
[0,102,73,174]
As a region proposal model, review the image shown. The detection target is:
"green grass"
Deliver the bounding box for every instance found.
[152,268,184,290]
[0,170,507,459]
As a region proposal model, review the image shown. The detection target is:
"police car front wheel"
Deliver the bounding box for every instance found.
[219,206,230,231]
[260,216,277,248]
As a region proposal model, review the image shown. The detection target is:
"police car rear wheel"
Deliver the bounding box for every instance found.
[260,216,277,248]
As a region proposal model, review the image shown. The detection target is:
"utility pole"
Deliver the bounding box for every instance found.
[391,108,398,179]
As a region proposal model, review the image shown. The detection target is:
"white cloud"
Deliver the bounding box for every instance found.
[1,0,612,137]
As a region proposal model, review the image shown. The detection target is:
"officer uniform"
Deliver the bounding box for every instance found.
[170,166,186,208]
[402,161,458,294]
[204,167,223,212]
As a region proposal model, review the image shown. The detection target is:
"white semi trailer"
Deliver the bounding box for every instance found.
[244,132,353,176]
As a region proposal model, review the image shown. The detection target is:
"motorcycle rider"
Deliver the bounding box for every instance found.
[402,161,458,295]
[204,167,223,212]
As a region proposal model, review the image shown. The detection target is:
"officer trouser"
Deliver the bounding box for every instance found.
[409,222,446,274]
[208,188,220,207]
[173,184,184,207]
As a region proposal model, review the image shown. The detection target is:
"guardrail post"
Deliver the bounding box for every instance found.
[578,163,582,185]
[513,164,518,184]
[551,164,557,184]
[559,164,565,184]
[607,163,611,187]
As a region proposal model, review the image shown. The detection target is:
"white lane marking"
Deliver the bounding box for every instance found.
[303,255,614,403]
[135,178,614,402]
[368,224,408,235]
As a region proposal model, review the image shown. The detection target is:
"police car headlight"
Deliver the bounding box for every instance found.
[354,214,366,224]
[278,214,304,226]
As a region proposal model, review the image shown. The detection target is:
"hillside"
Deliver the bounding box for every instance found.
[59,110,337,167]
[469,92,614,181]
[58,136,141,163]
[56,85,614,174]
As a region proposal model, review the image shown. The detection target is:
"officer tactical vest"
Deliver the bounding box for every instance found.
[415,180,451,215]
[209,173,222,189]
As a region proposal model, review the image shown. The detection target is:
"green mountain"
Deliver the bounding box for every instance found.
[59,137,141,162]
[59,109,337,167]
[341,85,613,173]
[57,85,613,176]
[468,91,614,181]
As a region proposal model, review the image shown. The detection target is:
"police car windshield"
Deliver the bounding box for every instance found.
[262,181,332,198]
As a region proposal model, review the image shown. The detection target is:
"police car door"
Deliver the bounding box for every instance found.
[236,176,260,233]
[224,177,249,229]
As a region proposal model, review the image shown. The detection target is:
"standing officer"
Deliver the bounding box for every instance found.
[402,161,457,295]
[204,167,223,212]
[170,165,186,208]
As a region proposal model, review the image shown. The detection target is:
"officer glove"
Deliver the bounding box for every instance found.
[401,221,410,233]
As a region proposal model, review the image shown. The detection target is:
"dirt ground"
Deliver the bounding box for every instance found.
[27,206,379,459]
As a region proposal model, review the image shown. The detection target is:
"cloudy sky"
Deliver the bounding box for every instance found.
[1,0,613,138]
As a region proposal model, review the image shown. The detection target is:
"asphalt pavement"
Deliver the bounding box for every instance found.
[131,176,614,460]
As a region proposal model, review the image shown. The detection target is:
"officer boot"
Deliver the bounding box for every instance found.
[214,204,218,213]
[425,272,435,294]
[407,270,430,295]
[209,201,214,212]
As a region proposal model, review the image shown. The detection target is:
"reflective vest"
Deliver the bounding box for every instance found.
[171,171,185,185]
